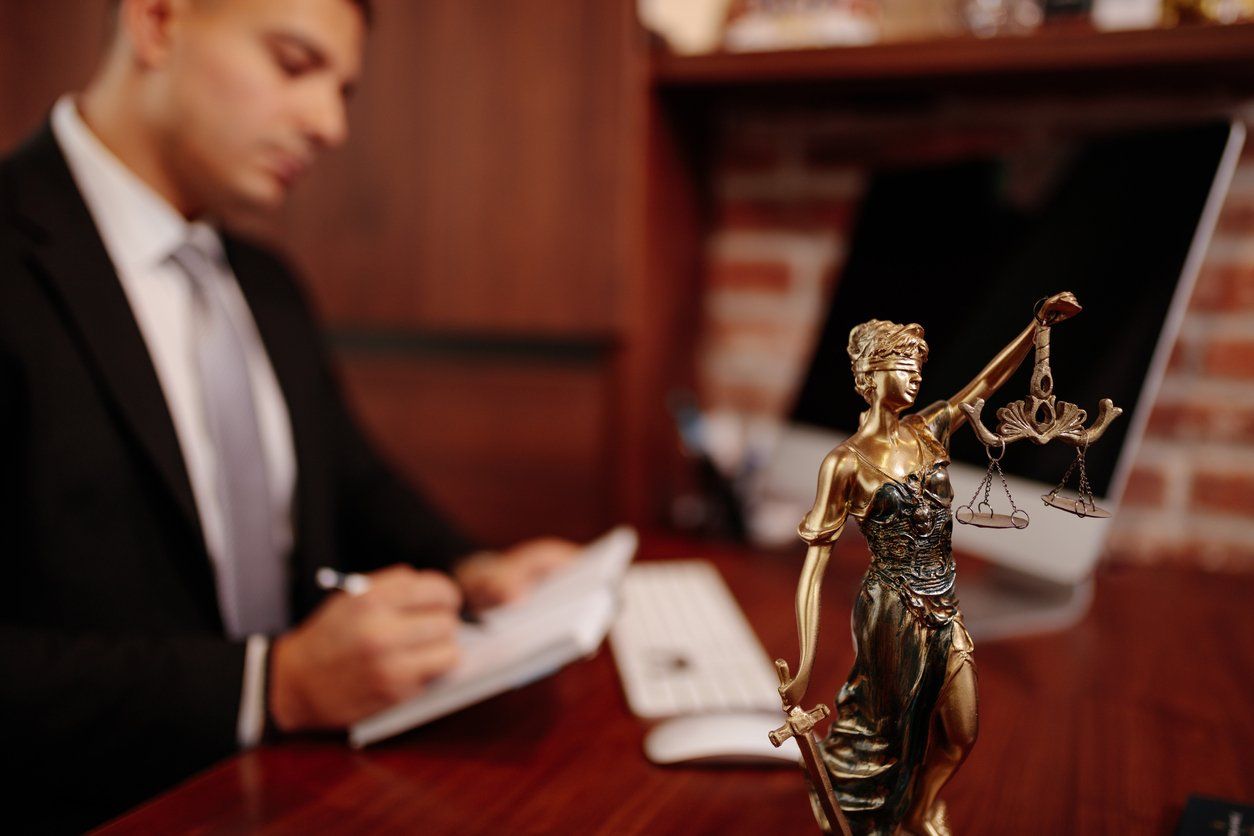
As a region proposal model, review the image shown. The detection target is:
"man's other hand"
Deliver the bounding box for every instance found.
[268,565,462,732]
[454,538,580,611]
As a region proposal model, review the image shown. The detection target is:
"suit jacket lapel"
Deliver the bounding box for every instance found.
[3,126,206,549]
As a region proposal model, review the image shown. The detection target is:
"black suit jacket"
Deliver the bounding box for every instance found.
[0,125,475,832]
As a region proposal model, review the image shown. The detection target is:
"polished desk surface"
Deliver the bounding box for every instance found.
[100,535,1254,835]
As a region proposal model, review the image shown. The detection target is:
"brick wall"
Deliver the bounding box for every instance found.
[1113,160,1254,571]
[696,105,1254,572]
[698,116,862,419]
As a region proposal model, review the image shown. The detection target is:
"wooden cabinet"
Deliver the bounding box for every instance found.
[651,19,1254,88]
[636,18,1254,515]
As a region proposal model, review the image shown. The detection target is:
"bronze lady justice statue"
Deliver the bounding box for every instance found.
[776,291,1082,835]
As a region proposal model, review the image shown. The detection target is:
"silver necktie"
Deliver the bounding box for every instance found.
[170,235,288,638]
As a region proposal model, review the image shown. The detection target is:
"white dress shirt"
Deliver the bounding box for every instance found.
[51,95,295,748]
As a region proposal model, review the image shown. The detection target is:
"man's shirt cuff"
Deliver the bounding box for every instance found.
[236,634,269,748]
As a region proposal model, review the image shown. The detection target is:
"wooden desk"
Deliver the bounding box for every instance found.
[99,536,1254,834]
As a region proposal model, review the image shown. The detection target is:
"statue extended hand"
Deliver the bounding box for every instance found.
[1037,291,1082,325]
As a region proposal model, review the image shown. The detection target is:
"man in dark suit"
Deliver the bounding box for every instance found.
[0,0,577,829]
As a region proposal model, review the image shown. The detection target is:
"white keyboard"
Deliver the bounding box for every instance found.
[609,560,782,719]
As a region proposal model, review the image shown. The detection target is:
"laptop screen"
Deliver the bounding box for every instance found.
[790,121,1240,502]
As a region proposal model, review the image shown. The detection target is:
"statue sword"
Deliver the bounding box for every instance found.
[770,659,852,836]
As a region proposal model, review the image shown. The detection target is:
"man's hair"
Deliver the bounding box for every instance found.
[109,0,374,27]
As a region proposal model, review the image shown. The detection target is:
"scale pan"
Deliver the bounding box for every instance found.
[1041,494,1112,518]
[955,507,1029,529]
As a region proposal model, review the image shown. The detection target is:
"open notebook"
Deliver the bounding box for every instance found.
[349,526,639,748]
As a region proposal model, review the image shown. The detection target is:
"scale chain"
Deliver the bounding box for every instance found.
[993,456,1023,520]
[1049,443,1087,506]
[956,440,1029,529]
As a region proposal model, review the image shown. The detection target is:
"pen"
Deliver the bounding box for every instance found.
[314,566,481,623]
[315,567,371,596]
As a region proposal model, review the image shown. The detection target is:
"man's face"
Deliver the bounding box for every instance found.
[153,0,364,215]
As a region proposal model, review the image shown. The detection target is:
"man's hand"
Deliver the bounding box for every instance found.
[454,537,580,611]
[268,565,462,732]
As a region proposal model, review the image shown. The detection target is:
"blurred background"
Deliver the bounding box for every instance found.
[3,0,1252,570]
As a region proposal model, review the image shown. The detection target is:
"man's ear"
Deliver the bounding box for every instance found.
[118,0,189,69]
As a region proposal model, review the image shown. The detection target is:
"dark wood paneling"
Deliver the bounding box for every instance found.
[277,0,628,335]
[335,351,613,545]
[0,1,107,152]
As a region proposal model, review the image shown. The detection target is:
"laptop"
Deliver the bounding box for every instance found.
[749,120,1246,639]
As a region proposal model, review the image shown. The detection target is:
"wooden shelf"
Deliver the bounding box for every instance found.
[651,21,1254,89]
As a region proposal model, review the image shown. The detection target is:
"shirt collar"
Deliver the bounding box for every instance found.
[50,94,225,273]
